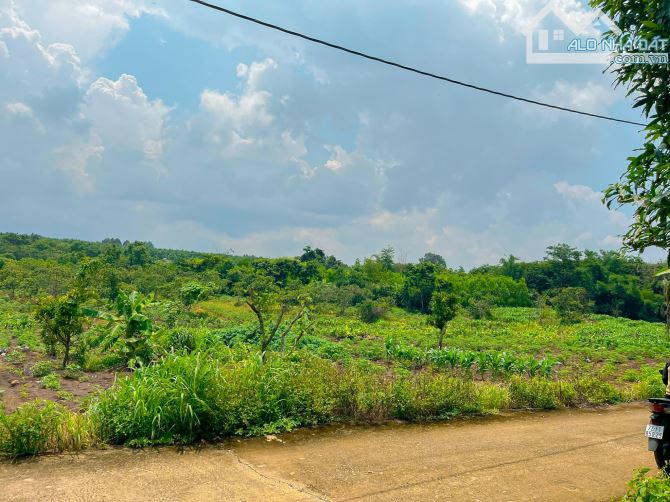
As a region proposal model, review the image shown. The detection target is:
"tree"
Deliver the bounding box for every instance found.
[593,0,670,327]
[235,271,313,358]
[398,262,438,312]
[123,241,154,267]
[429,291,458,349]
[35,293,84,367]
[374,246,395,271]
[499,255,522,280]
[545,287,592,325]
[420,252,447,268]
[299,246,326,263]
[179,281,212,307]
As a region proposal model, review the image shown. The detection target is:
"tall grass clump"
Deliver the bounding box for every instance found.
[0,400,97,459]
[92,351,342,445]
[390,371,482,421]
[508,377,575,409]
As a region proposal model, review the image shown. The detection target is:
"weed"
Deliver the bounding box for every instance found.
[40,373,61,391]
[31,360,55,378]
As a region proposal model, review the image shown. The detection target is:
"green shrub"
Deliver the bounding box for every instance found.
[167,330,196,354]
[40,373,61,391]
[508,377,574,409]
[5,350,26,365]
[0,400,96,459]
[62,364,83,380]
[91,352,341,445]
[621,468,670,501]
[31,360,55,378]
[572,377,620,405]
[478,384,511,413]
[82,352,123,372]
[392,373,481,421]
[358,301,387,323]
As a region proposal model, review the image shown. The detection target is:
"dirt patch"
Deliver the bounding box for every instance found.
[0,349,116,413]
[231,403,653,501]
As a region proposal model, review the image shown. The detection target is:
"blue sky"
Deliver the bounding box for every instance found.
[0,0,656,267]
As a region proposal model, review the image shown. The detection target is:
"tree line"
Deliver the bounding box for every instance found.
[0,233,665,325]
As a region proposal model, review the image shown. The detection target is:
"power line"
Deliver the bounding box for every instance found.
[188,0,647,128]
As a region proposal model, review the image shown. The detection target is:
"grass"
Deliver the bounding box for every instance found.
[0,400,97,459]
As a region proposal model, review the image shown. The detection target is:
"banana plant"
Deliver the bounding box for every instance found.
[85,290,155,368]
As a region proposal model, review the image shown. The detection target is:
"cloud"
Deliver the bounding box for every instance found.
[554,181,601,202]
[456,0,605,36]
[84,74,170,162]
[537,81,616,112]
[8,0,161,61]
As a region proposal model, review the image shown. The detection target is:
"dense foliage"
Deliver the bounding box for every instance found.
[0,233,664,322]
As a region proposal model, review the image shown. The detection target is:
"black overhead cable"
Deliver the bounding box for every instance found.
[188,0,647,128]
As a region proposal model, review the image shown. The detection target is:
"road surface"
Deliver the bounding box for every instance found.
[0,403,654,501]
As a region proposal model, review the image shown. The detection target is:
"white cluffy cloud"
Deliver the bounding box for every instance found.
[84,74,170,161]
[7,0,162,61]
[0,2,169,191]
[554,181,601,202]
[198,58,278,156]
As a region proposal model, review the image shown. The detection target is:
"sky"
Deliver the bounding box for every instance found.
[0,0,657,267]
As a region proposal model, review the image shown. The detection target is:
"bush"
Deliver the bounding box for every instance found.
[392,373,481,421]
[91,352,340,445]
[40,373,61,390]
[544,287,592,324]
[31,360,55,378]
[0,400,96,459]
[478,384,511,413]
[358,301,387,323]
[167,329,196,354]
[63,364,83,380]
[508,377,575,409]
[621,468,670,501]
[82,352,124,372]
[572,377,620,405]
[467,298,494,320]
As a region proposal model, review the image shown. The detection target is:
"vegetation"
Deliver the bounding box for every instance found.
[621,469,670,501]
[35,293,83,367]
[0,233,669,459]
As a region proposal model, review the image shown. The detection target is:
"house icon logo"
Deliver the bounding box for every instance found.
[524,1,622,64]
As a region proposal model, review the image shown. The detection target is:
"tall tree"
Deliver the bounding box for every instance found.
[593,0,670,327]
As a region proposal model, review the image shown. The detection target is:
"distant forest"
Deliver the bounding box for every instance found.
[0,232,665,323]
